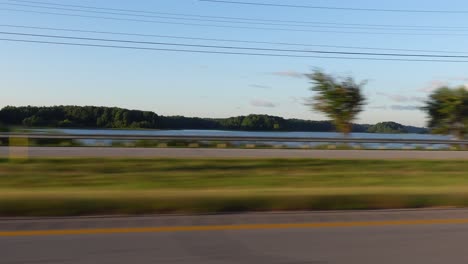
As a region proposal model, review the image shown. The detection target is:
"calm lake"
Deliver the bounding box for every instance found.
[32,129,453,149]
[36,128,451,140]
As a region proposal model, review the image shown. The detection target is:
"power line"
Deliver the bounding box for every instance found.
[6,0,221,17]
[2,24,468,55]
[200,0,468,14]
[2,37,468,62]
[4,2,374,29]
[4,7,468,37]
[0,7,324,32]
[4,0,468,30]
[3,31,468,59]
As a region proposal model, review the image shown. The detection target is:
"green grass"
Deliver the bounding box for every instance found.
[1,158,468,216]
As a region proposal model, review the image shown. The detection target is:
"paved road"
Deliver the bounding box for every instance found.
[2,146,468,159]
[3,209,468,263]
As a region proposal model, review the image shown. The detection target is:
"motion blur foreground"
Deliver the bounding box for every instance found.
[2,131,468,263]
[3,0,468,263]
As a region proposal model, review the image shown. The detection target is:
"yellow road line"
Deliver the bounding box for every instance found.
[2,218,468,237]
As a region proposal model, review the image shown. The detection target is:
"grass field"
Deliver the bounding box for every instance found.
[1,158,468,216]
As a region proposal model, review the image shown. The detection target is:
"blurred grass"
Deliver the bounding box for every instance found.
[2,158,468,216]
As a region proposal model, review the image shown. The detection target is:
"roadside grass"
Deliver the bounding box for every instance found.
[1,158,468,216]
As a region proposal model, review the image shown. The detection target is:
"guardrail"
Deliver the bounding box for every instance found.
[0,133,466,146]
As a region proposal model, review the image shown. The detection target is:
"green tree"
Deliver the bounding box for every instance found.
[306,70,366,136]
[368,122,406,134]
[423,86,468,139]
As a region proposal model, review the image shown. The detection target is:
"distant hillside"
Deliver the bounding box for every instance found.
[367,122,428,134]
[0,106,427,133]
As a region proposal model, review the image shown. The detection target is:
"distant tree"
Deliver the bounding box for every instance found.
[58,119,74,128]
[219,116,244,130]
[240,115,284,131]
[284,119,334,132]
[368,122,406,134]
[0,120,7,132]
[306,70,366,136]
[22,116,45,127]
[423,86,468,139]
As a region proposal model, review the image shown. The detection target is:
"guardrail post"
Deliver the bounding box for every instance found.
[9,135,29,159]
[460,143,467,150]
[157,143,168,148]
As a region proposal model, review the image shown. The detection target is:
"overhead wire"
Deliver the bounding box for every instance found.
[6,0,468,29]
[3,37,468,62]
[1,1,468,31]
[2,24,468,54]
[4,7,468,36]
[2,0,468,61]
[200,0,468,14]
[3,31,468,58]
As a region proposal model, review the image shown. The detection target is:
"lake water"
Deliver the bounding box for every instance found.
[35,128,450,140]
[32,129,452,149]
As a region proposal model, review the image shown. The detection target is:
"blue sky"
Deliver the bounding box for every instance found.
[1,0,468,127]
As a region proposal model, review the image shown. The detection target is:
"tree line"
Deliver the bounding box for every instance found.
[4,69,459,136]
[0,105,425,133]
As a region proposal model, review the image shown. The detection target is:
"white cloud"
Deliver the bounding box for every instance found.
[270,71,305,79]
[449,77,468,82]
[377,92,425,102]
[369,105,387,110]
[390,105,421,111]
[377,92,408,102]
[249,84,271,89]
[289,96,307,104]
[418,80,449,93]
[250,99,277,108]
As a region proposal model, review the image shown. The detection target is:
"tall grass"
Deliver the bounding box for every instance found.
[1,158,468,216]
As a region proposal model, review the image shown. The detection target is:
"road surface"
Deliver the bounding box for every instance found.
[3,209,468,263]
[2,146,468,159]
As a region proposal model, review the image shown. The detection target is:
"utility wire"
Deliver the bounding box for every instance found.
[7,0,468,29]
[4,7,468,36]
[2,24,468,55]
[1,1,468,32]
[2,2,362,29]
[200,0,468,14]
[2,37,468,62]
[3,31,468,58]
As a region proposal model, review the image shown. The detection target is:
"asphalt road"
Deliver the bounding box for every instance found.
[3,209,468,263]
[2,146,468,159]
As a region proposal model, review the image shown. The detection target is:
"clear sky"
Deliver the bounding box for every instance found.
[1,0,468,127]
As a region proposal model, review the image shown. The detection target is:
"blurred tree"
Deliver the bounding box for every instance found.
[306,70,366,136]
[423,86,468,139]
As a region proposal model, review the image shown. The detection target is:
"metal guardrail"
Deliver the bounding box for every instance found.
[0,133,466,145]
